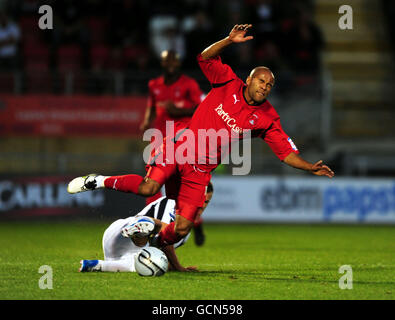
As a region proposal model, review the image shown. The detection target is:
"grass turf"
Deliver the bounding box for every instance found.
[0,221,394,300]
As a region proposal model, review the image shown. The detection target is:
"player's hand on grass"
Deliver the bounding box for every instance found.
[228,24,253,43]
[176,266,199,272]
[184,266,198,272]
[310,160,335,178]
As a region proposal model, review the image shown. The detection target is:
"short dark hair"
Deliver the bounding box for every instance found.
[207,182,214,194]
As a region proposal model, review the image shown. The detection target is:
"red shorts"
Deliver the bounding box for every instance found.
[145,134,211,222]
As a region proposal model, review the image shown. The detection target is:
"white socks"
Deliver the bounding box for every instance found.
[99,259,135,272]
[95,175,109,188]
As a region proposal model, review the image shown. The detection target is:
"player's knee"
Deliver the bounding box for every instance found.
[138,180,161,197]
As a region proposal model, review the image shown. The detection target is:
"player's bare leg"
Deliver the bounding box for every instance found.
[174,214,194,238]
[138,177,162,197]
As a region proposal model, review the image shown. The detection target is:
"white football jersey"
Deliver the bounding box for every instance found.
[136,196,176,224]
[102,197,190,261]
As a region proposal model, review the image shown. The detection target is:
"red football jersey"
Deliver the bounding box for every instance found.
[181,54,299,172]
[147,74,203,135]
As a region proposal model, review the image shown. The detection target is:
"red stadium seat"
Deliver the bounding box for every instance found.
[91,45,110,69]
[72,72,88,94]
[280,19,295,32]
[122,45,149,70]
[19,17,43,48]
[25,60,49,72]
[101,47,125,71]
[0,73,15,93]
[22,30,41,44]
[19,16,38,31]
[23,43,50,73]
[57,45,82,72]
[123,45,148,61]
[86,17,108,44]
[25,71,52,93]
[23,43,49,56]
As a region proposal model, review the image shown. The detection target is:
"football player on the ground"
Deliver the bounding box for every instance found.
[79,184,213,273]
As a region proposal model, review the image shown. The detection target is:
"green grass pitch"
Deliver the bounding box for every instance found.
[0,221,394,300]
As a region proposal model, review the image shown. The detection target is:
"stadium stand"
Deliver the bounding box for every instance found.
[315,0,395,175]
[0,0,393,176]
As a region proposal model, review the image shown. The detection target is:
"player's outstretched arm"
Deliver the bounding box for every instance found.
[201,24,253,60]
[283,152,334,178]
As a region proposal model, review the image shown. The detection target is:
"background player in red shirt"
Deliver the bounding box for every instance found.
[139,49,206,245]
[140,49,203,135]
[68,24,334,248]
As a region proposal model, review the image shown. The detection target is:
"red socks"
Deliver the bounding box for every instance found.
[158,222,182,246]
[104,174,144,194]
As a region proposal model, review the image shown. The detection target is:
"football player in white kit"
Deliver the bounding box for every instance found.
[79,183,213,273]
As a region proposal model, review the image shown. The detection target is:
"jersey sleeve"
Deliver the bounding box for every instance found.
[197,54,237,86]
[260,122,299,161]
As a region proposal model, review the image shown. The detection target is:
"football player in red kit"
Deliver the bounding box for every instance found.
[68,24,334,248]
[140,49,203,136]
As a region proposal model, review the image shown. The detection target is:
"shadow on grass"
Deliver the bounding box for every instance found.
[172,270,395,286]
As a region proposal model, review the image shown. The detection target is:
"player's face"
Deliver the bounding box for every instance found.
[161,53,181,75]
[246,71,274,104]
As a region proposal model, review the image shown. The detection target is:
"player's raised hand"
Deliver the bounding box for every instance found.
[310,160,335,178]
[228,24,253,43]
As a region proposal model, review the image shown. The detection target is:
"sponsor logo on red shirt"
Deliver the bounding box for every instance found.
[214,104,243,134]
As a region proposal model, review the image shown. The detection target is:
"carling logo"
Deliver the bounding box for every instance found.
[0,179,104,213]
